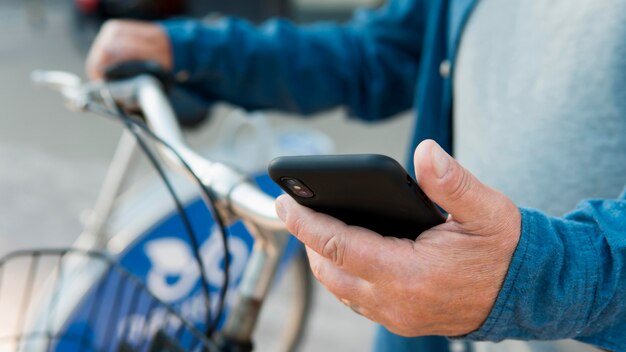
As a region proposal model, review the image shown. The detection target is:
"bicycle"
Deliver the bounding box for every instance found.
[0,66,327,351]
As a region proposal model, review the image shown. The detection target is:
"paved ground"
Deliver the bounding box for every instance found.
[0,2,412,351]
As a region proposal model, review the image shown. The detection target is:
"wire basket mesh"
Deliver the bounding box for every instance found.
[0,248,218,352]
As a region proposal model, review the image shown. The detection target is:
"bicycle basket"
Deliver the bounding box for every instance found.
[0,248,218,352]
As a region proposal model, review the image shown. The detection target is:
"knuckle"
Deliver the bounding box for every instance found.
[90,22,126,63]
[99,45,117,62]
[288,214,306,238]
[91,46,122,73]
[309,260,341,296]
[320,234,346,267]
[101,19,125,34]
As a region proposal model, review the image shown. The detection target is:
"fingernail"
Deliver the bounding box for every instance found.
[275,196,288,221]
[431,143,451,179]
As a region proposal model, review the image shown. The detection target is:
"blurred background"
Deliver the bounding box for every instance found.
[0,0,413,350]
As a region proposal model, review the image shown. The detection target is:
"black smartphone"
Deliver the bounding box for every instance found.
[268,154,445,239]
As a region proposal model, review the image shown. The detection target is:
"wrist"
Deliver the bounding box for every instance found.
[462,208,598,341]
[159,19,198,81]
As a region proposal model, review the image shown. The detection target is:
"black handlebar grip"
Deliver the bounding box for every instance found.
[104,60,172,91]
[104,60,209,128]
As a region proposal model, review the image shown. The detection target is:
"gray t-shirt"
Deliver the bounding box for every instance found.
[454,0,626,217]
[453,0,626,350]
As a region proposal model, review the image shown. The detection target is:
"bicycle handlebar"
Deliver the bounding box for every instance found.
[32,71,285,232]
[32,70,292,343]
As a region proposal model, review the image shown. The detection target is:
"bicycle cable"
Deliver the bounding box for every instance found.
[94,84,231,338]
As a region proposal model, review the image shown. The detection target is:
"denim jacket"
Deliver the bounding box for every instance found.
[162,0,626,350]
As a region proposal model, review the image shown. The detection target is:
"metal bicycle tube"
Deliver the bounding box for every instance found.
[77,129,137,249]
[221,226,290,343]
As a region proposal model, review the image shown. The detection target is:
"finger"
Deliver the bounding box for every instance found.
[91,42,155,78]
[86,20,171,80]
[306,247,378,319]
[413,140,518,233]
[305,247,371,302]
[87,40,156,80]
[277,195,403,280]
[86,20,119,80]
[339,298,364,315]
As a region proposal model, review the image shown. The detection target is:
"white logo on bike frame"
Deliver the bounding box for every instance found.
[145,226,249,302]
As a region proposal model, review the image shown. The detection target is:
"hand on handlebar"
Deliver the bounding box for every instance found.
[276,139,522,337]
[86,20,173,80]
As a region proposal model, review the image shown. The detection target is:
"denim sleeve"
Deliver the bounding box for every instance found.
[160,0,425,121]
[464,189,626,352]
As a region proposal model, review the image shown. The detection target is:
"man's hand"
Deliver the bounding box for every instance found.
[276,139,521,337]
[86,20,172,80]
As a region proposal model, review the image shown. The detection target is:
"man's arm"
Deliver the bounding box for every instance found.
[465,189,626,351]
[87,0,426,121]
[161,1,425,120]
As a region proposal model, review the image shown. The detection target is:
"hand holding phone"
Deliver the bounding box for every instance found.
[268,154,445,239]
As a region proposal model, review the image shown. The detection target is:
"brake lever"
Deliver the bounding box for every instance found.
[31,70,90,112]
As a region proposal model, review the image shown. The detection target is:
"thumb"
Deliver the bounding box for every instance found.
[414,140,518,234]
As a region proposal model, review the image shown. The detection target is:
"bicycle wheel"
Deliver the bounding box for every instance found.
[253,245,314,352]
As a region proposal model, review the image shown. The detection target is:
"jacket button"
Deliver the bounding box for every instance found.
[175,70,190,82]
[439,60,451,79]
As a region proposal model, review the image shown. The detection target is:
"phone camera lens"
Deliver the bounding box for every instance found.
[282,178,315,198]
